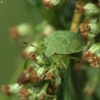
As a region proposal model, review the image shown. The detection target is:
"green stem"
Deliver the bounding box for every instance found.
[47,95,57,98]
[83,38,94,51]
[70,0,86,32]
[42,82,49,92]
[67,55,80,61]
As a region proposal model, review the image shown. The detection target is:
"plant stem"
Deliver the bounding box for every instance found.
[47,95,56,98]
[70,0,86,33]
[67,55,80,61]
[42,82,49,92]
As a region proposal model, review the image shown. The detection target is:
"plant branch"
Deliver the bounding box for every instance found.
[70,0,86,33]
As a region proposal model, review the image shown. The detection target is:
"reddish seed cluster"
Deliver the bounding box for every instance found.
[21,50,28,59]
[27,67,34,73]
[10,27,19,39]
[44,71,54,81]
[79,22,90,39]
[75,2,84,13]
[1,85,11,96]
[84,51,100,68]
[17,67,33,85]
[79,22,90,33]
[17,67,41,85]
[17,72,30,85]
[29,71,40,83]
[28,52,37,61]
[19,88,29,100]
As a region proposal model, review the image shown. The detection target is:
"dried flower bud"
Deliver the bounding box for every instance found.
[84,51,99,68]
[29,71,40,83]
[79,22,90,33]
[19,88,29,100]
[29,66,48,83]
[2,85,11,96]
[21,42,38,59]
[26,66,34,73]
[44,66,60,83]
[84,43,100,68]
[79,22,90,39]
[84,3,100,17]
[10,23,33,39]
[28,52,36,61]
[10,27,19,39]
[42,0,61,9]
[75,2,84,13]
[21,50,28,59]
[45,72,54,81]
[79,22,100,39]
[17,72,30,85]
[2,83,22,96]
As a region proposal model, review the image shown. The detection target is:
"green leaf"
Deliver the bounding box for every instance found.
[44,30,85,57]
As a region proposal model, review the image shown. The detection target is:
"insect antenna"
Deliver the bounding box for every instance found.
[23,42,39,50]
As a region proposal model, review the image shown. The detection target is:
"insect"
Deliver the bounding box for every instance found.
[23,42,39,49]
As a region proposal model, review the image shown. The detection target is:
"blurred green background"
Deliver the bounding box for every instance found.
[0,0,42,93]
